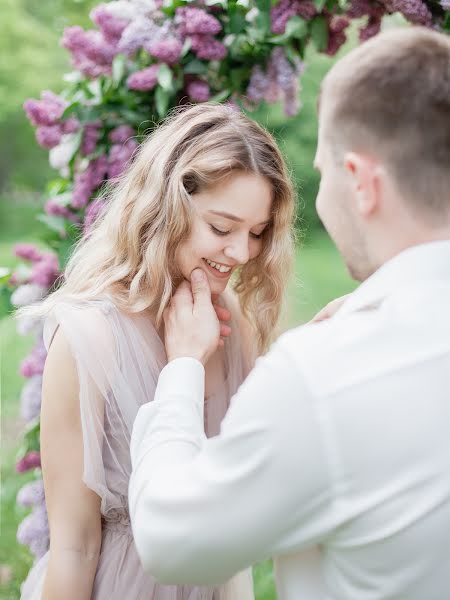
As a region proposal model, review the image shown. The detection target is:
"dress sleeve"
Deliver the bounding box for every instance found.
[43,299,161,516]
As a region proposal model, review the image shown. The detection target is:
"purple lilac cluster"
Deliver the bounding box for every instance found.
[44,198,79,222]
[90,3,129,43]
[149,38,183,65]
[72,155,108,209]
[20,376,43,422]
[11,245,60,289]
[81,120,103,156]
[270,0,317,34]
[84,198,107,236]
[16,451,41,474]
[326,16,351,55]
[127,64,160,91]
[384,0,432,25]
[16,503,49,560]
[247,48,305,116]
[61,26,119,79]
[186,79,210,102]
[20,338,47,379]
[23,91,80,150]
[176,7,226,61]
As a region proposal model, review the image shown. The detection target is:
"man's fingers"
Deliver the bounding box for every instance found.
[171,280,193,308]
[220,324,231,337]
[190,268,212,308]
[214,304,231,322]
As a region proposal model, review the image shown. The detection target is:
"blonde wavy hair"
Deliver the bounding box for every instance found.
[19,103,296,352]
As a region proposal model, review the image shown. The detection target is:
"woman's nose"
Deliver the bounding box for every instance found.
[224,236,250,265]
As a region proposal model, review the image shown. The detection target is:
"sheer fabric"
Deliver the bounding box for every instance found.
[20,292,255,600]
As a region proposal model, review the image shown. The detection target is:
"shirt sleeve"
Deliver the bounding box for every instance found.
[129,335,334,586]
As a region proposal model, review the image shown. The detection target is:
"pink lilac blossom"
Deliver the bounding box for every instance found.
[326,16,350,56]
[118,18,163,55]
[72,156,109,209]
[81,120,102,156]
[84,199,107,235]
[61,117,81,134]
[20,339,47,379]
[14,244,42,263]
[109,125,135,144]
[176,7,222,36]
[11,283,47,307]
[440,0,450,8]
[186,79,210,102]
[17,504,49,560]
[386,0,432,24]
[270,0,316,34]
[35,125,62,150]
[61,26,118,78]
[149,38,183,65]
[30,253,60,288]
[17,479,45,508]
[23,91,67,127]
[190,35,227,60]
[359,15,382,41]
[127,64,160,91]
[108,139,139,179]
[44,199,79,222]
[20,376,43,422]
[16,451,42,473]
[90,3,130,42]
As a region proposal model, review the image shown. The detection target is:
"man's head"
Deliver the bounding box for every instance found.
[315,27,450,281]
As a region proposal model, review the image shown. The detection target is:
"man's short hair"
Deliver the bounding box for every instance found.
[322,27,450,223]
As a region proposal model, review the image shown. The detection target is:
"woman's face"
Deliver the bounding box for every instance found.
[177,171,273,295]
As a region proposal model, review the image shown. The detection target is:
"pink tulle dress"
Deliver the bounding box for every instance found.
[20,291,255,600]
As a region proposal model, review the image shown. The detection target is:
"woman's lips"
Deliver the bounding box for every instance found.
[202,258,233,279]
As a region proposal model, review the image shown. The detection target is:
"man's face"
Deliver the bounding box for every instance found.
[314,107,371,282]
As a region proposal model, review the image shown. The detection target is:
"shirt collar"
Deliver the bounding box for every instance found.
[337,240,450,317]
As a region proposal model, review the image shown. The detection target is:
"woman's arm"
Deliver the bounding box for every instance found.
[40,327,102,600]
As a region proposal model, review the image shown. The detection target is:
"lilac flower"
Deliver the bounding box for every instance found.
[187,79,210,102]
[20,376,43,422]
[108,139,139,179]
[30,253,60,288]
[109,125,135,144]
[17,479,45,508]
[20,340,47,379]
[90,3,130,42]
[440,0,450,8]
[81,120,103,156]
[84,199,107,235]
[359,16,382,41]
[271,0,316,34]
[127,64,160,91]
[23,91,67,127]
[176,7,222,36]
[118,18,163,56]
[72,156,109,209]
[61,26,118,78]
[326,16,350,56]
[45,199,79,222]
[247,66,269,104]
[16,451,41,473]
[190,35,227,61]
[17,315,43,337]
[61,117,81,134]
[14,244,42,263]
[17,504,49,560]
[386,0,432,25]
[35,125,63,150]
[11,283,47,308]
[149,38,183,65]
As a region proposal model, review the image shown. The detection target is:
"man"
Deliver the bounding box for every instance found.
[129,27,450,599]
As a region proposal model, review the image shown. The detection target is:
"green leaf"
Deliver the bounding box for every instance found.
[36,213,66,235]
[61,101,82,120]
[183,59,208,75]
[269,16,307,43]
[112,53,126,87]
[209,89,231,103]
[310,16,328,52]
[0,267,11,283]
[313,0,327,11]
[228,9,247,34]
[155,87,170,118]
[157,64,174,93]
[0,285,13,319]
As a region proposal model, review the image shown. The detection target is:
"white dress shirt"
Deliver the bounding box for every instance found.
[129,241,450,600]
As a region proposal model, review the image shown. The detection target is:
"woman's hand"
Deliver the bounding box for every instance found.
[309,294,351,323]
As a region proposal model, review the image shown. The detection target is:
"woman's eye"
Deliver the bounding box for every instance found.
[250,232,263,240]
[210,225,230,236]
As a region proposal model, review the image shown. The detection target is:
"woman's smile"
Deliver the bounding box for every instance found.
[202,258,234,279]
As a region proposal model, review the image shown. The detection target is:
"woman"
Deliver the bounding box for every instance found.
[18,103,296,600]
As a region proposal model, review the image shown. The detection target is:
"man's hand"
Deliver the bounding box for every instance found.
[309,294,351,323]
[163,269,231,365]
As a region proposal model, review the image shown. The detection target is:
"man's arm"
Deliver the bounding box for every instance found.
[129,332,334,585]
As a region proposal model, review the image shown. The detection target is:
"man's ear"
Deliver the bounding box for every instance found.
[344,152,382,218]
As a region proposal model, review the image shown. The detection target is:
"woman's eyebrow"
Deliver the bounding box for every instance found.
[208,210,271,226]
